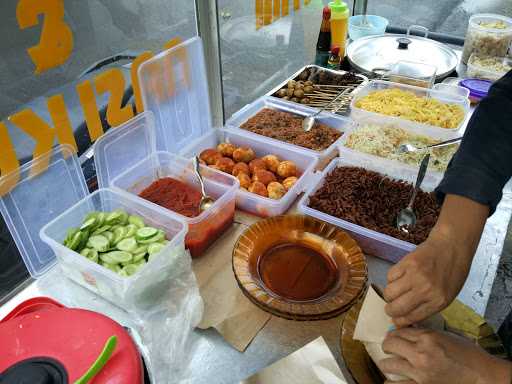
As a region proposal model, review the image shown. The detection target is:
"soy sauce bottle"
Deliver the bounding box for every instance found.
[315,6,332,67]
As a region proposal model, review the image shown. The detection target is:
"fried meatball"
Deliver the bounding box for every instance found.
[277,161,297,178]
[252,169,277,186]
[249,158,267,174]
[267,182,286,200]
[282,176,298,191]
[237,173,252,189]
[215,157,235,174]
[217,143,236,157]
[249,181,268,197]
[261,155,280,173]
[232,162,250,177]
[232,147,256,163]
[200,149,222,165]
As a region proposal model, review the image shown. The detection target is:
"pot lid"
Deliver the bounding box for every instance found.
[347,33,458,79]
[0,297,143,384]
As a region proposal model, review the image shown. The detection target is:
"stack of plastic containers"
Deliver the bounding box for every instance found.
[94,37,320,242]
[461,13,512,64]
[0,145,188,308]
[298,79,470,263]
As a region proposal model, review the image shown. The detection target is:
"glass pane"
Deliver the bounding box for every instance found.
[218,0,354,118]
[366,0,512,37]
[0,0,197,302]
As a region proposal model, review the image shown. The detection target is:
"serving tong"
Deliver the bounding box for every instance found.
[397,137,462,154]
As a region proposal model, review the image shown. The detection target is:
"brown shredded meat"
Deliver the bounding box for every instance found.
[308,167,441,244]
[240,108,342,151]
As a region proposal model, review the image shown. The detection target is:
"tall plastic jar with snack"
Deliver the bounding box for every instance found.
[329,0,349,59]
[462,14,512,64]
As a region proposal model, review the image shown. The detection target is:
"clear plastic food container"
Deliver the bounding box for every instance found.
[41,188,188,307]
[462,13,512,64]
[226,96,353,170]
[467,53,512,81]
[338,115,459,175]
[110,151,238,257]
[0,144,188,309]
[299,152,442,263]
[180,128,318,217]
[350,80,470,135]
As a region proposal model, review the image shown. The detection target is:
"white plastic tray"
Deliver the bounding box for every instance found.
[350,80,470,136]
[299,152,443,263]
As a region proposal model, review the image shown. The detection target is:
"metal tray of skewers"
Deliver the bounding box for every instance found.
[267,65,369,116]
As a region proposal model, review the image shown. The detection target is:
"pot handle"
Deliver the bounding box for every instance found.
[407,25,429,38]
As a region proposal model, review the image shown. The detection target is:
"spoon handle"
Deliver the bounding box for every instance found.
[426,137,462,150]
[193,156,208,198]
[407,153,430,210]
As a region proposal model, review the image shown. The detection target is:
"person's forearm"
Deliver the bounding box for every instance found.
[477,356,512,384]
[428,194,489,266]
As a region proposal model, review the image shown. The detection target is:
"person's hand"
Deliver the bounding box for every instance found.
[380,328,512,384]
[384,194,489,327]
[383,232,472,327]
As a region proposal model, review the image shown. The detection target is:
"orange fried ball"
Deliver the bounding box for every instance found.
[217,143,236,157]
[277,161,297,178]
[249,158,267,174]
[215,157,235,174]
[267,182,286,200]
[262,155,280,173]
[252,169,277,186]
[232,162,250,177]
[233,147,256,163]
[200,149,222,165]
[282,176,298,191]
[249,181,268,197]
[237,173,252,189]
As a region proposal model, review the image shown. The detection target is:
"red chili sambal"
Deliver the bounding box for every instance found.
[139,177,203,218]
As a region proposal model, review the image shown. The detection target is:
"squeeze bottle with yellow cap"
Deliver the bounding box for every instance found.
[329,0,349,58]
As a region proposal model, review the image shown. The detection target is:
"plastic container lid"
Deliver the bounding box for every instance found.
[95,37,212,188]
[0,145,89,277]
[329,0,348,13]
[459,78,492,100]
[469,13,512,32]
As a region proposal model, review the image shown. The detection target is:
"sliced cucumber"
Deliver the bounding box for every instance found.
[123,264,140,276]
[68,231,84,251]
[138,230,165,244]
[91,225,112,236]
[103,231,114,245]
[128,215,145,228]
[80,217,97,231]
[132,252,147,263]
[117,238,138,253]
[87,235,110,252]
[124,224,138,238]
[136,227,158,240]
[113,226,127,245]
[148,243,165,255]
[103,251,133,264]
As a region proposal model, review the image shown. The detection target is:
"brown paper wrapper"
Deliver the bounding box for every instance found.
[193,221,271,352]
[240,337,348,384]
[354,286,444,382]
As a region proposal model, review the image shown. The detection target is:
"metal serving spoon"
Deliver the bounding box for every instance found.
[397,137,462,154]
[302,89,347,132]
[193,156,214,212]
[396,153,431,233]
